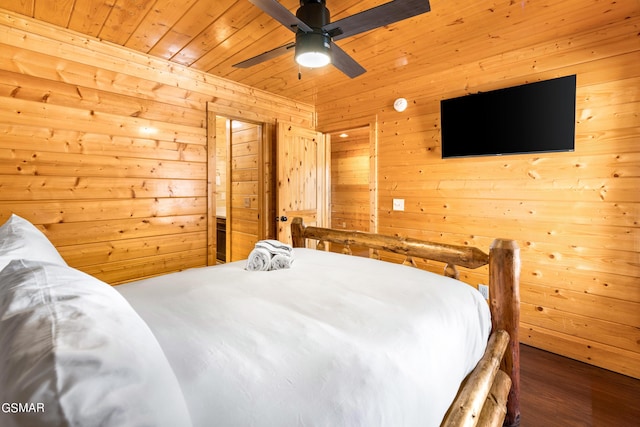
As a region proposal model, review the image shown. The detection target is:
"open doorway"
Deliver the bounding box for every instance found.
[329,125,373,257]
[215,117,266,263]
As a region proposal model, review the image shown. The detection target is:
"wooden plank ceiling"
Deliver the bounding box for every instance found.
[0,0,632,105]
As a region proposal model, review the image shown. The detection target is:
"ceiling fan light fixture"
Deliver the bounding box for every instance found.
[296,50,331,68]
[295,32,331,68]
[236,0,431,78]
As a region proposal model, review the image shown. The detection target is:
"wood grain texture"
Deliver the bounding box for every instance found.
[229,121,261,261]
[442,330,511,427]
[520,344,640,426]
[0,11,313,284]
[291,217,519,426]
[476,370,511,427]
[0,0,637,379]
[330,127,370,234]
[317,6,640,379]
[276,122,326,243]
[298,220,491,270]
[489,240,521,426]
[0,0,638,108]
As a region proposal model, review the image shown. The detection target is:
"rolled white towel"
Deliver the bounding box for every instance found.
[245,247,272,271]
[258,239,292,250]
[269,253,293,270]
[255,239,293,256]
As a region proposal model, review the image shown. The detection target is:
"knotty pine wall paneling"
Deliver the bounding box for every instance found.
[316,9,640,377]
[229,121,261,261]
[0,11,314,284]
[216,118,228,217]
[330,127,370,232]
[329,126,371,257]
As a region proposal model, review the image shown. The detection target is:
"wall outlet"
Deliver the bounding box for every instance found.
[478,284,489,300]
[392,198,405,211]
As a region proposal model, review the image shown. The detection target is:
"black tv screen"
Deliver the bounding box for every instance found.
[440,75,576,158]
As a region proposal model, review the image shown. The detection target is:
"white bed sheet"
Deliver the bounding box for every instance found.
[117,248,491,427]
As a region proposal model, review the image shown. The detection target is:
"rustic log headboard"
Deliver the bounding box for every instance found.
[290,217,521,427]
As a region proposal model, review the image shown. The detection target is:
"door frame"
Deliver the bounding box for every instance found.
[206,106,275,264]
[318,116,378,234]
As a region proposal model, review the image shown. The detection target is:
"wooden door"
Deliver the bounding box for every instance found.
[276,122,328,244]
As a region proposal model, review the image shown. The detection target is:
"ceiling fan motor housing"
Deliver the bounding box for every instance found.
[295,0,331,65]
[296,0,330,29]
[236,0,431,78]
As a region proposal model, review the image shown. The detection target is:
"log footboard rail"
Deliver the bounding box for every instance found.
[290,218,521,427]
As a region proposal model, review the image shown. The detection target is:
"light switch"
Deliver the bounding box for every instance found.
[392,198,405,211]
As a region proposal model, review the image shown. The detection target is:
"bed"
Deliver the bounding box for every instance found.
[289,218,521,427]
[0,214,520,427]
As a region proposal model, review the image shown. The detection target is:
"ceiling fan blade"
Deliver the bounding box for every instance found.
[325,0,431,41]
[249,0,313,33]
[233,42,296,68]
[330,43,366,78]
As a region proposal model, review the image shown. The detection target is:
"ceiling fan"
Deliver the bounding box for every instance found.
[233,0,431,78]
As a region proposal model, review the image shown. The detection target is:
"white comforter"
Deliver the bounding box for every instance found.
[117,249,491,427]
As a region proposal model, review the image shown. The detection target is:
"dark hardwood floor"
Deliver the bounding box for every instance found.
[519,344,640,426]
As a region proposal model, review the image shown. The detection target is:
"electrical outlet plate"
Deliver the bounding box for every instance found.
[478,284,489,300]
[392,198,405,211]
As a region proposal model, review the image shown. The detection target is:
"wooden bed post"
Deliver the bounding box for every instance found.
[489,239,521,427]
[291,218,521,427]
[291,217,305,248]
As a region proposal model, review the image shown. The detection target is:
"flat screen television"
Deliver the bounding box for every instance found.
[440,75,576,158]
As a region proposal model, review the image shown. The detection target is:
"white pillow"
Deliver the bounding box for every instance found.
[0,260,193,427]
[0,214,67,271]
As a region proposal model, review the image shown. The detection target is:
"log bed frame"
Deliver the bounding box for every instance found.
[290,217,521,427]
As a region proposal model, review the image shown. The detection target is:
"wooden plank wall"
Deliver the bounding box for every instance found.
[317,10,640,377]
[0,12,314,284]
[216,118,228,217]
[330,127,370,232]
[229,121,261,261]
[329,127,371,257]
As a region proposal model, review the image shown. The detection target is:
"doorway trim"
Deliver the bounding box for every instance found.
[319,116,378,234]
[206,104,276,263]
